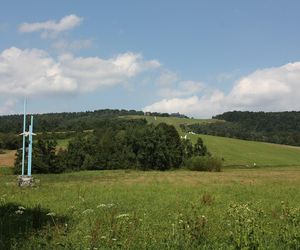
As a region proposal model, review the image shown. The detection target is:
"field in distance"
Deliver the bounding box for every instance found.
[126,115,300,167]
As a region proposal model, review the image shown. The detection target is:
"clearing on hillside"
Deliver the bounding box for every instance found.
[126,115,300,167]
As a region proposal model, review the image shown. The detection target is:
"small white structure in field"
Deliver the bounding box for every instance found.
[180,135,188,140]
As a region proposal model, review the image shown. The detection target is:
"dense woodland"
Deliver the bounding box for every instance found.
[0,109,187,134]
[0,109,187,150]
[14,119,210,173]
[185,111,300,146]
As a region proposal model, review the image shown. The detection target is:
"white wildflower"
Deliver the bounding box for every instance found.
[46,212,56,217]
[107,203,115,208]
[116,213,130,219]
[82,209,94,215]
[15,210,24,215]
[97,204,107,208]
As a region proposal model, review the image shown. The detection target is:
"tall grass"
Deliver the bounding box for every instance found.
[0,168,300,248]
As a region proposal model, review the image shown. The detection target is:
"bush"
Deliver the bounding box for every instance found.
[185,156,222,172]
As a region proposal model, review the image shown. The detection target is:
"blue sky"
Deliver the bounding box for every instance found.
[1,0,300,117]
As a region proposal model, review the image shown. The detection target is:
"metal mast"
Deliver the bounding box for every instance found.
[27,115,34,176]
[21,98,27,176]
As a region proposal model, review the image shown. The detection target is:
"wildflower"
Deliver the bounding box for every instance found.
[82,209,94,215]
[15,210,24,215]
[116,213,130,219]
[97,204,107,208]
[47,212,56,217]
[101,236,106,239]
[107,203,115,208]
[18,206,26,210]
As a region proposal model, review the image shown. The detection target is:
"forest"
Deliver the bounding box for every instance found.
[185,111,300,146]
[0,109,187,151]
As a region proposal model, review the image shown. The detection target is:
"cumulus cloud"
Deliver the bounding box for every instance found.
[144,90,225,118]
[0,47,160,97]
[144,61,300,117]
[59,52,160,91]
[19,14,83,38]
[226,62,300,110]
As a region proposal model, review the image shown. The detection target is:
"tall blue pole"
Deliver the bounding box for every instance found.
[21,98,26,176]
[27,116,33,176]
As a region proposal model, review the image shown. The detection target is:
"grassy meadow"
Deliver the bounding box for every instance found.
[1,167,300,249]
[138,115,300,167]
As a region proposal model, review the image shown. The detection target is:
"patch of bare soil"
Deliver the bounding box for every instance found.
[0,150,16,167]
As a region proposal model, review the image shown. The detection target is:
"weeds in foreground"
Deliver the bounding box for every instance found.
[1,189,300,249]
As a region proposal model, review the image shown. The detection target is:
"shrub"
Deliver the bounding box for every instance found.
[185,156,222,172]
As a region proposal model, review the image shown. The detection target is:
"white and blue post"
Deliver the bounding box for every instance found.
[27,115,33,176]
[21,98,27,176]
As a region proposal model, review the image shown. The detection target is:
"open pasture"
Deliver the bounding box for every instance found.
[1,167,300,249]
[128,115,300,167]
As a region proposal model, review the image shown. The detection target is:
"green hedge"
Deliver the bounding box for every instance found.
[185,156,222,172]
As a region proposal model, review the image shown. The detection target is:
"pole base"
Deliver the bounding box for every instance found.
[18,175,34,187]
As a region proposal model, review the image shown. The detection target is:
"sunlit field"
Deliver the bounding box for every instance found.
[1,167,300,249]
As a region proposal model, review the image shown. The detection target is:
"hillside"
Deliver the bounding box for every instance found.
[187,111,300,146]
[130,115,300,167]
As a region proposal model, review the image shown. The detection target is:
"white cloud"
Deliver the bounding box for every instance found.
[0,47,160,98]
[0,47,77,96]
[19,14,83,38]
[59,52,160,91]
[226,62,300,110]
[144,90,225,118]
[145,61,300,117]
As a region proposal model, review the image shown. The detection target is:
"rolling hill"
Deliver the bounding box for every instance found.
[128,115,300,167]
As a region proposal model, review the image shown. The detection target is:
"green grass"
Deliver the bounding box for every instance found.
[56,138,70,149]
[1,168,300,249]
[127,115,300,167]
[190,133,300,167]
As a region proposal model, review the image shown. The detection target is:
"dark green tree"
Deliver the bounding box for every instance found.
[193,138,208,156]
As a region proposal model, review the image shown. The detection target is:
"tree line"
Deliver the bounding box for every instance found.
[184,111,300,146]
[14,119,212,174]
[0,109,188,135]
